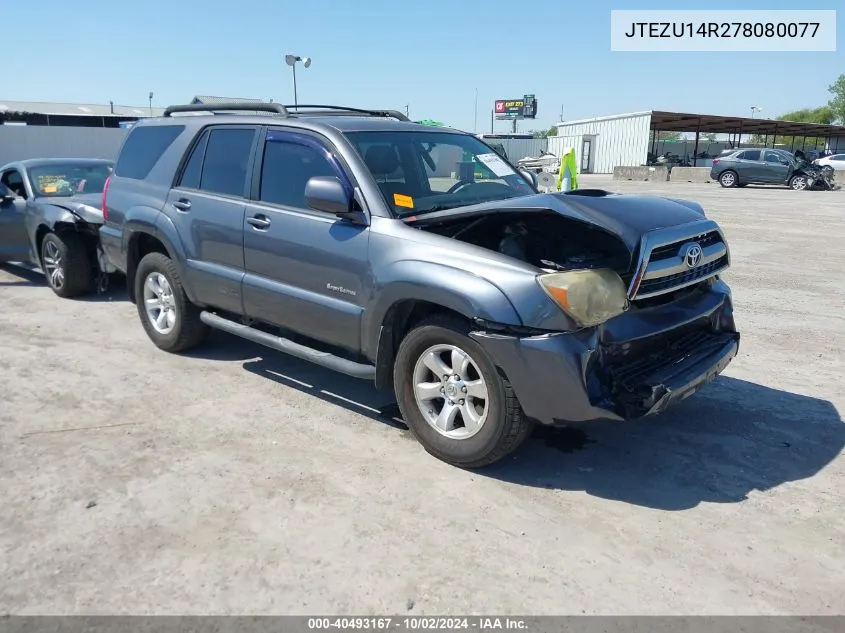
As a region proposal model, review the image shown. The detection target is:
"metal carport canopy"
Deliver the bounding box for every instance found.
[650,110,845,138]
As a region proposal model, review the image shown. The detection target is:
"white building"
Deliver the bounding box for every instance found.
[548,111,652,175]
[547,110,845,174]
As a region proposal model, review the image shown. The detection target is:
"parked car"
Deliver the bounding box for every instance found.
[711,148,829,190]
[100,102,740,468]
[814,153,845,178]
[0,158,116,296]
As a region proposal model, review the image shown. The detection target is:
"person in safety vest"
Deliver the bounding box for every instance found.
[556,147,578,192]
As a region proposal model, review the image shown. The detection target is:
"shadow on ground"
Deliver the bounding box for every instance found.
[5,261,841,511]
[0,263,128,302]
[211,334,843,511]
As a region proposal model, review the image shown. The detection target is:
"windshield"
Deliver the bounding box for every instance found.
[344,131,535,216]
[29,162,113,197]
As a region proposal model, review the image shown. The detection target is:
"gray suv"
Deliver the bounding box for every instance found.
[99,102,740,468]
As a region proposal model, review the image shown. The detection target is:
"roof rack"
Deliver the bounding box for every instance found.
[283,104,411,122]
[163,102,290,117]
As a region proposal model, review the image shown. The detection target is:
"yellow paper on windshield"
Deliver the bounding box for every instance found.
[42,185,57,193]
[393,193,414,209]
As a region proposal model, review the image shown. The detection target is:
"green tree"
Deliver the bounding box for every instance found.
[656,131,682,142]
[775,105,834,149]
[828,74,845,124]
[547,126,558,137]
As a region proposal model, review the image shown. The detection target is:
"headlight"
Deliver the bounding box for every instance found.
[537,268,629,327]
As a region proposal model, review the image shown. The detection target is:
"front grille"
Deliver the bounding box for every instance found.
[630,222,730,300]
[637,255,728,296]
[649,230,722,261]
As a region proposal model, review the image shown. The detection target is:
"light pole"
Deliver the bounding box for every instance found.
[750,105,762,118]
[284,54,311,106]
[148,91,153,117]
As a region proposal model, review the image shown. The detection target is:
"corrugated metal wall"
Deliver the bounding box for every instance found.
[0,126,127,165]
[548,112,652,174]
[489,138,549,162]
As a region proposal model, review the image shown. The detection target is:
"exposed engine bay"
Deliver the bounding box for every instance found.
[418,210,632,275]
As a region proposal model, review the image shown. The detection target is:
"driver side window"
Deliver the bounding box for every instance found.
[1,169,27,199]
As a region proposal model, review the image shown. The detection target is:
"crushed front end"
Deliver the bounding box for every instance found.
[470,221,740,426]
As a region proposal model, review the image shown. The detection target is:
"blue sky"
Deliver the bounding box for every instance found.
[7,0,843,132]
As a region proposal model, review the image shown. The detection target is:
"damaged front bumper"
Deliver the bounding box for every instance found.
[470,279,739,425]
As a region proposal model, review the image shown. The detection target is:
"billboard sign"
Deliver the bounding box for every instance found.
[494,94,537,120]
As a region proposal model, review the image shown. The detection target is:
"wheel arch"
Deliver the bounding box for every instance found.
[125,226,191,304]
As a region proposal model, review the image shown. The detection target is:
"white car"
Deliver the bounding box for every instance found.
[814,154,845,176]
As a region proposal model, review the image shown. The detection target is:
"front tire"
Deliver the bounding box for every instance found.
[789,175,808,191]
[719,170,738,188]
[134,252,207,353]
[41,231,93,298]
[394,314,534,468]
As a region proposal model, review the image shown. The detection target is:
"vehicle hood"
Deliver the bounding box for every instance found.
[35,193,104,224]
[405,190,707,252]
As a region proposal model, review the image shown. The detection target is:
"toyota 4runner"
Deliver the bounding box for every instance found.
[99,102,740,468]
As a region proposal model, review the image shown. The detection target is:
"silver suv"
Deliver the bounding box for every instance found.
[99,102,740,468]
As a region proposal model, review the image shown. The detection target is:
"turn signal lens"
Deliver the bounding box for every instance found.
[537,268,629,327]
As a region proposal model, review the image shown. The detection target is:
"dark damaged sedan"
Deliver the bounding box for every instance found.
[99,108,740,467]
[0,158,116,297]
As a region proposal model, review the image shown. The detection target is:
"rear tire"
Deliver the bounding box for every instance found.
[134,252,207,353]
[393,314,534,468]
[719,170,738,188]
[41,231,93,298]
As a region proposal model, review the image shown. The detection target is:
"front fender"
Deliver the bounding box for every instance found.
[361,259,522,360]
[25,204,81,259]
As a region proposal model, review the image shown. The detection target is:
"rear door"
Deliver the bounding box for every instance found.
[242,128,370,353]
[164,125,259,314]
[0,168,33,262]
[734,149,763,182]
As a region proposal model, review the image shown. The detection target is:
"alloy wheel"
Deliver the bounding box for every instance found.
[412,343,489,440]
[42,240,65,290]
[143,272,177,334]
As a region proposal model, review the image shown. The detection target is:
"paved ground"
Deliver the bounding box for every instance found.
[1,176,843,615]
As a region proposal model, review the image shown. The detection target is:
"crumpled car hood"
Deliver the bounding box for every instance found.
[405,190,707,253]
[35,193,104,224]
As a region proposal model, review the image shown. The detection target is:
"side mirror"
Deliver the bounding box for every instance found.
[305,176,359,220]
[519,169,540,191]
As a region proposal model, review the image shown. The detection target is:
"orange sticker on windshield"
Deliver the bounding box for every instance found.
[393,193,414,209]
[43,185,57,193]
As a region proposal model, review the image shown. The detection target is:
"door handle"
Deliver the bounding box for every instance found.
[247,214,271,229]
[173,198,191,212]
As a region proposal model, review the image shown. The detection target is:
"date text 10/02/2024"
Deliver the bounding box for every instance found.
[307,618,528,630]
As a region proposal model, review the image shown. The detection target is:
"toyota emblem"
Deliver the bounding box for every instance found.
[681,242,703,268]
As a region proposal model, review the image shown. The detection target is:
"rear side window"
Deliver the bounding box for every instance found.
[178,130,210,190]
[197,128,256,197]
[114,125,184,179]
[737,150,761,161]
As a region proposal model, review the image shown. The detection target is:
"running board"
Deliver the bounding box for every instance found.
[199,311,375,380]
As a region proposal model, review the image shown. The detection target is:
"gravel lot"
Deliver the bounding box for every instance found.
[1,175,843,615]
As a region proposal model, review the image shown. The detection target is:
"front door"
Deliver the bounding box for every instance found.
[242,129,370,353]
[580,137,593,173]
[761,150,791,184]
[0,168,33,262]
